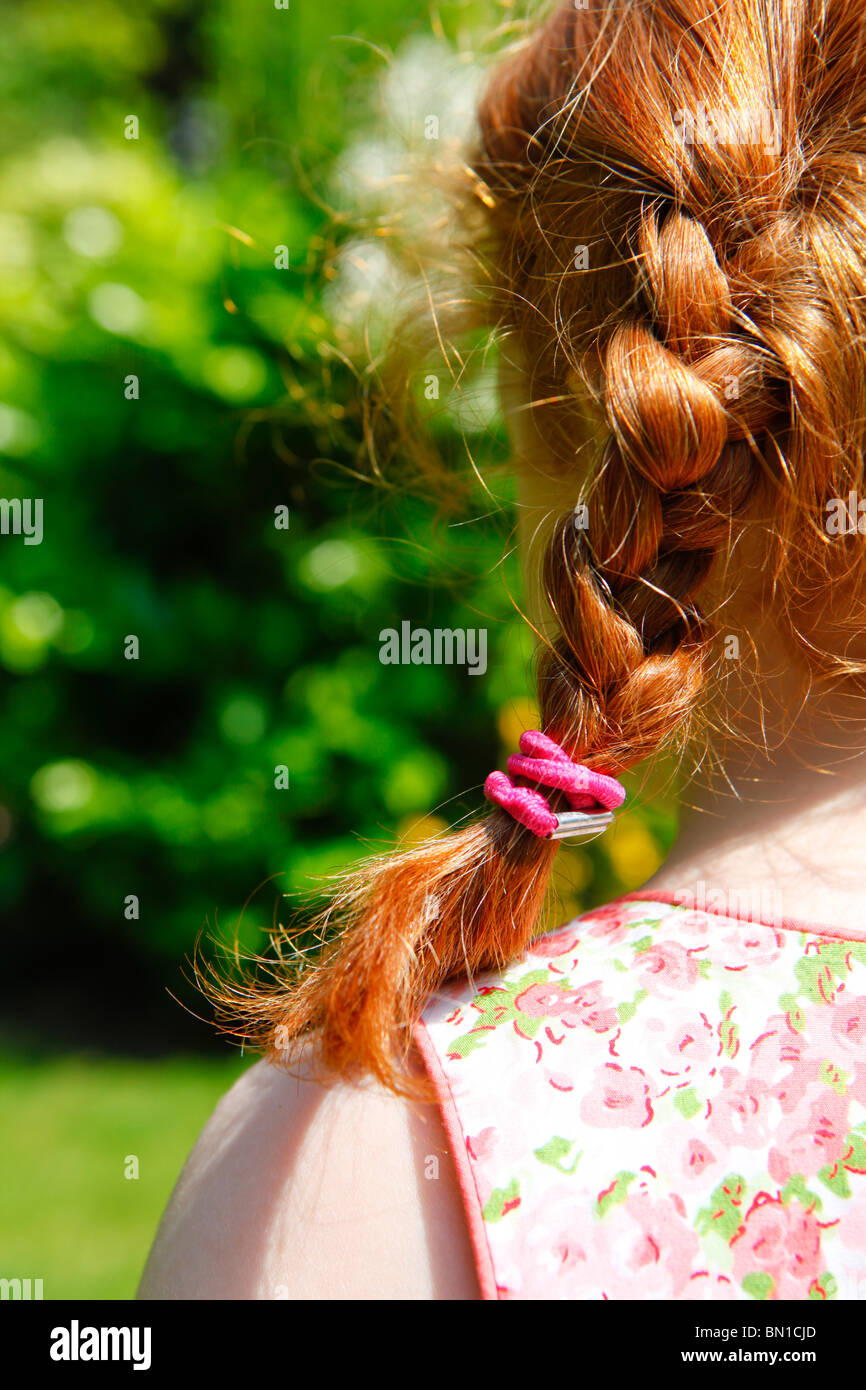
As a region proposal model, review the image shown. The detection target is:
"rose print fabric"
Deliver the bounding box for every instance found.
[414,894,866,1300]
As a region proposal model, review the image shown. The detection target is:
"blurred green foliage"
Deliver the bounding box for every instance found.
[0,0,676,1058]
[0,0,683,1304]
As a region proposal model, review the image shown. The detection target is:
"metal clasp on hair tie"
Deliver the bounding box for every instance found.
[548,809,616,841]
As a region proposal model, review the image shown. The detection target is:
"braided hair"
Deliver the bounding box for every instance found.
[203,0,866,1095]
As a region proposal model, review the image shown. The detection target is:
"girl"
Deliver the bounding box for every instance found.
[139,0,866,1299]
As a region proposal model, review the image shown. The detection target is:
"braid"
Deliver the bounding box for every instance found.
[535,198,779,774]
[201,0,866,1094]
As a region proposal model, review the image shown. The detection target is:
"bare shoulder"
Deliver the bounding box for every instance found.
[137,1042,480,1300]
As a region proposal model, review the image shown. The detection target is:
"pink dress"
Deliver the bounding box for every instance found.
[414,891,866,1300]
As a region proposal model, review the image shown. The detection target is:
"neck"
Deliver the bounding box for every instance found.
[642,693,866,935]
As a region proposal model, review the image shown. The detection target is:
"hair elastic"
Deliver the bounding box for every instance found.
[484,730,625,841]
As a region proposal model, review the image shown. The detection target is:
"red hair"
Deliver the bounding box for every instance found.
[200,0,866,1096]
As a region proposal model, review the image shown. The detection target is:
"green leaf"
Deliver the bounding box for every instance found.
[597,1170,636,1218]
[820,1059,850,1095]
[809,1271,838,1300]
[696,1174,747,1240]
[482,1179,521,1224]
[794,947,853,1007]
[779,992,807,1032]
[534,1136,582,1174]
[617,990,647,1024]
[446,1030,490,1060]
[743,1272,774,1300]
[843,1131,866,1173]
[512,1015,544,1039]
[674,1087,701,1119]
[781,1174,823,1211]
[719,1018,739,1058]
[818,1163,851,1200]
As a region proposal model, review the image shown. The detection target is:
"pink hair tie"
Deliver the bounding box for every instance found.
[484,730,625,841]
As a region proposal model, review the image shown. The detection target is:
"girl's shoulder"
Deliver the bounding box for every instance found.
[137,1042,478,1300]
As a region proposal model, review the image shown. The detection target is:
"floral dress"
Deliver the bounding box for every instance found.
[414,892,866,1300]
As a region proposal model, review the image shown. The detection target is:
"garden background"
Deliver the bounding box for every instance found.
[0,0,676,1298]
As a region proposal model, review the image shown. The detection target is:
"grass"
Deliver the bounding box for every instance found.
[0,1050,253,1300]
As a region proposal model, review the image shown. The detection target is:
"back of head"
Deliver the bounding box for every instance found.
[203,0,866,1094]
